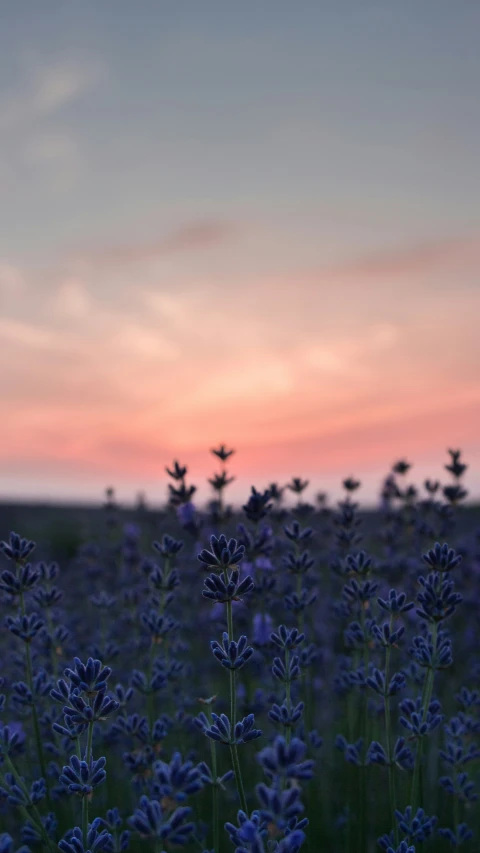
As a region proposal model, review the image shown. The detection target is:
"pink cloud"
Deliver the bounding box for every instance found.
[297,235,480,285]
[71,220,242,268]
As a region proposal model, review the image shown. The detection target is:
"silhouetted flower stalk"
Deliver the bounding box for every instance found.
[209,445,235,521]
[287,477,309,509]
[166,460,197,509]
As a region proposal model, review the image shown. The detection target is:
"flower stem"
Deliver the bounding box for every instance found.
[384,616,397,844]
[19,589,50,804]
[1,757,55,853]
[224,568,248,814]
[285,647,292,745]
[229,742,247,813]
[207,705,220,853]
[82,720,94,847]
[82,797,89,849]
[411,622,438,811]
[359,604,370,853]
[147,640,155,733]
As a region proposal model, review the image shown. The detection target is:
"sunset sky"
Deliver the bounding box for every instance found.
[1,2,479,506]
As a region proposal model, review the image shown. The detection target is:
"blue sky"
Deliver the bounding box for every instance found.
[2,2,480,260]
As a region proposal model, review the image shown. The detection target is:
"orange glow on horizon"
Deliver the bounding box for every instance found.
[1,232,480,499]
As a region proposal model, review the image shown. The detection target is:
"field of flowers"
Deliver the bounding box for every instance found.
[0,447,478,853]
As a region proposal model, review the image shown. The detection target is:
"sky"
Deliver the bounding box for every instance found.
[0,1,479,507]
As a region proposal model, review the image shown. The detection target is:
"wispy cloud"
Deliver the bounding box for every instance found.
[33,63,99,115]
[0,56,103,194]
[301,323,399,378]
[0,58,102,132]
[0,263,24,292]
[322,235,480,282]
[53,279,91,318]
[0,318,57,349]
[109,324,181,361]
[72,220,243,268]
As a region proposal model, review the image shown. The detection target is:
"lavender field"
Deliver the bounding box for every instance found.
[0,448,478,853]
[2,1,480,851]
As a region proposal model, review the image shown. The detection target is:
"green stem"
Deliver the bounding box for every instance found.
[384,616,397,844]
[210,743,220,851]
[296,572,305,635]
[85,719,94,762]
[346,651,359,853]
[19,590,50,804]
[1,757,55,852]
[285,648,292,745]
[160,558,171,614]
[359,604,370,853]
[359,765,366,853]
[411,622,438,811]
[46,608,57,675]
[229,668,235,731]
[82,721,94,846]
[82,797,89,849]
[359,604,369,729]
[207,706,220,853]
[230,743,248,813]
[223,568,247,814]
[147,640,156,733]
[453,776,460,842]
[305,605,315,734]
[347,770,355,853]
[347,692,354,743]
[224,579,235,726]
